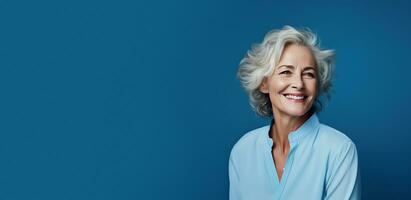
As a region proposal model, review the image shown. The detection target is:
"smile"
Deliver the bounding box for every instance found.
[283,94,307,102]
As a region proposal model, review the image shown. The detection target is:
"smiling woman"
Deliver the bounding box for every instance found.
[259,44,318,120]
[230,26,361,200]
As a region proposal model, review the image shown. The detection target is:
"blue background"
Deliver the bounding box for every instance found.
[1,0,410,199]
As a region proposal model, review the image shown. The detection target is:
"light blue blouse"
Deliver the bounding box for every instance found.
[229,114,361,200]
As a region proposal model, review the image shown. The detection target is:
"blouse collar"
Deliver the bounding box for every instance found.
[266,113,320,147]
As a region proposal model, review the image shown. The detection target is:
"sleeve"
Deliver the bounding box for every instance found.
[229,154,241,200]
[324,142,361,200]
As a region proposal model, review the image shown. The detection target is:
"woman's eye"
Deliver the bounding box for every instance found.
[280,71,291,75]
[304,73,315,78]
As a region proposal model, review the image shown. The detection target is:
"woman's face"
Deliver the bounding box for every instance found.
[260,43,318,118]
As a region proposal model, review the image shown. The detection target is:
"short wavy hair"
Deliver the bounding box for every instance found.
[237,25,335,118]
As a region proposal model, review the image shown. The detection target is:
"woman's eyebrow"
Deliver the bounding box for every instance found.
[277,65,295,70]
[303,66,316,71]
[277,65,316,71]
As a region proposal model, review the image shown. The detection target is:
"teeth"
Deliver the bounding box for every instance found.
[285,95,305,100]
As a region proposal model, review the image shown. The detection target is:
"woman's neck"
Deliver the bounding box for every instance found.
[270,112,310,153]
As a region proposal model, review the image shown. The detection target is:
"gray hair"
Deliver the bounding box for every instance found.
[237,25,335,118]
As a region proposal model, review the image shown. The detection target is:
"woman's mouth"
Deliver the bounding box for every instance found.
[283,94,307,102]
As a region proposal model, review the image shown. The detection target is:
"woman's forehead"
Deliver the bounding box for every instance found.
[276,44,316,69]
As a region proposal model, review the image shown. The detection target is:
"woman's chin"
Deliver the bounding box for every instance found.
[281,108,310,118]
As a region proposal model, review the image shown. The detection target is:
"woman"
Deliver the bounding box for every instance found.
[230,26,361,200]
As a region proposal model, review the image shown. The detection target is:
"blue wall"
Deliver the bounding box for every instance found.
[1,0,410,199]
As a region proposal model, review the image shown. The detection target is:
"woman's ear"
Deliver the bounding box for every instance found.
[259,77,269,94]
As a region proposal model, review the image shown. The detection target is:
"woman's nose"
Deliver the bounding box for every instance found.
[291,74,304,89]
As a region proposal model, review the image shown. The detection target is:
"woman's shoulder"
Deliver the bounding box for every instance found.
[230,125,269,158]
[316,123,357,154]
